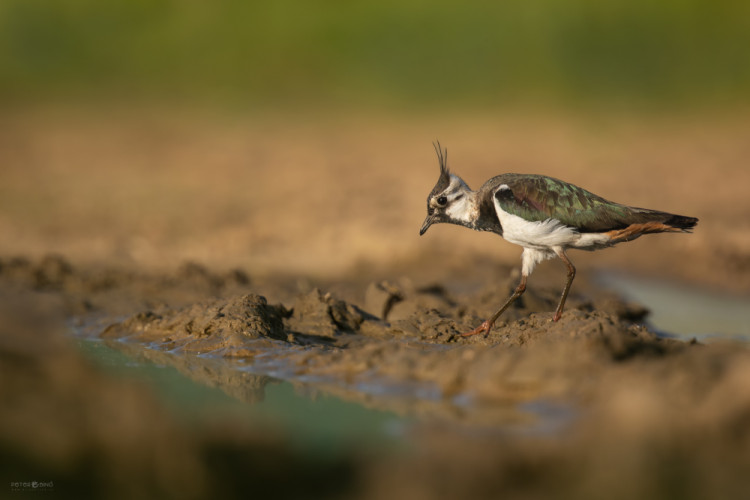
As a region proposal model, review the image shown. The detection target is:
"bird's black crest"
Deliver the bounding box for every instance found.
[430,141,451,197]
[433,141,449,175]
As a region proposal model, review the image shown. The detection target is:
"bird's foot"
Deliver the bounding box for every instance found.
[461,320,494,337]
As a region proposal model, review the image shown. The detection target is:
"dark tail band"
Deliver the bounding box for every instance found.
[665,214,698,232]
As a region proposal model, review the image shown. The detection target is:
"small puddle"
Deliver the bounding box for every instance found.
[74,334,571,446]
[597,272,750,341]
[76,338,407,457]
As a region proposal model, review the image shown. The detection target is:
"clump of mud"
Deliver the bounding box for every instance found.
[286,288,370,337]
[102,294,288,355]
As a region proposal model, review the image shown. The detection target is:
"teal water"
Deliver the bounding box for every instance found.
[76,339,407,457]
[598,273,750,341]
[75,336,567,444]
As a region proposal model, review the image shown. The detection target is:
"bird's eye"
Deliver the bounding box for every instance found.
[437,196,448,206]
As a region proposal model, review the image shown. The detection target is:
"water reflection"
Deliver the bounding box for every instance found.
[598,272,750,341]
[76,337,572,444]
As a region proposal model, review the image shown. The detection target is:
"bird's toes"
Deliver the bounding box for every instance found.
[461,320,493,337]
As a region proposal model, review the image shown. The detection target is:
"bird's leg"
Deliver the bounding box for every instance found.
[462,275,527,337]
[552,250,576,322]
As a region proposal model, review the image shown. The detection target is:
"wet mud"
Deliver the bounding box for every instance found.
[2,254,750,499]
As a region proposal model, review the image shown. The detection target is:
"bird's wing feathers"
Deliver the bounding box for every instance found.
[488,174,640,232]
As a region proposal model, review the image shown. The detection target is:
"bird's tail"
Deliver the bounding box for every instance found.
[662,213,699,232]
[629,207,698,232]
[606,209,698,244]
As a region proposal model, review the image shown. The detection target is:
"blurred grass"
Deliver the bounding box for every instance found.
[1,0,749,109]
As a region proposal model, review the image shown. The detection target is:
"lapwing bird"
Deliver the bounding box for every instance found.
[420,143,698,336]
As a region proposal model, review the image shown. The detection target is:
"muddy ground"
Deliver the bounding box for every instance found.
[2,253,749,500]
[2,109,750,499]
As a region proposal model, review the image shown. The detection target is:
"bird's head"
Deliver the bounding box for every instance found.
[420,142,475,235]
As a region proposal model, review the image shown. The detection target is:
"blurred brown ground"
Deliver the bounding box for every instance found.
[2,106,749,292]
[2,105,750,500]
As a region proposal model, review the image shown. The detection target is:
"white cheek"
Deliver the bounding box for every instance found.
[446,197,475,223]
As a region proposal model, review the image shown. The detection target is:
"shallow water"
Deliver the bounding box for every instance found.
[76,338,407,457]
[598,272,750,341]
[75,335,575,445]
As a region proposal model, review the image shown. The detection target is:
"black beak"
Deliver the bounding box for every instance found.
[419,214,435,236]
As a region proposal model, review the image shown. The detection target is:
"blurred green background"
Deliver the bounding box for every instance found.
[2,0,749,110]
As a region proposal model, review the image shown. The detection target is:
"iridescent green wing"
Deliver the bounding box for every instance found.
[493,174,635,232]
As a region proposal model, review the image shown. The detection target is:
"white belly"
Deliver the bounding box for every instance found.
[494,204,579,250]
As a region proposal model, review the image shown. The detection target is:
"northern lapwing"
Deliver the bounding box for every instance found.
[419,143,698,336]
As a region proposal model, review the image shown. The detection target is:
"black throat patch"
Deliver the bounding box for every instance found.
[475,190,503,234]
